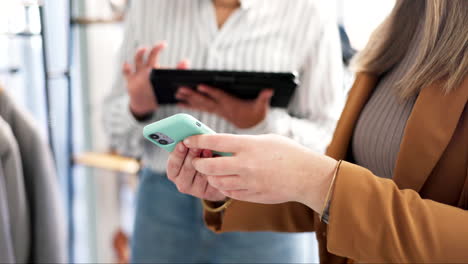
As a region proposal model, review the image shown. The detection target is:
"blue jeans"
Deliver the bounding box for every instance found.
[131,168,318,263]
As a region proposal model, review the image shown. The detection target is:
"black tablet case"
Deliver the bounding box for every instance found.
[150,69,298,108]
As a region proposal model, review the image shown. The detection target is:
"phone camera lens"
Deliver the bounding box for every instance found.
[158,139,169,145]
[150,134,160,140]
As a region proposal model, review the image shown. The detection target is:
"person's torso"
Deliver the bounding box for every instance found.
[135,0,317,72]
[132,0,328,171]
[351,12,423,179]
[347,7,467,206]
[321,72,468,264]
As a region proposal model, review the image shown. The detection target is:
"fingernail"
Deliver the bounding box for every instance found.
[191,148,200,154]
[179,87,191,94]
[177,143,185,152]
[183,138,190,145]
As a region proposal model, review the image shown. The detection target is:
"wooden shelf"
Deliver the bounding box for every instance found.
[71,15,124,25]
[74,152,141,175]
[0,31,41,37]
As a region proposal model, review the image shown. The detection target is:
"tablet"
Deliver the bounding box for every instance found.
[150,69,298,108]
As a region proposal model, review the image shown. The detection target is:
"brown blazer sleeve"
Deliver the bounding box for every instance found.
[205,201,317,233]
[327,161,468,263]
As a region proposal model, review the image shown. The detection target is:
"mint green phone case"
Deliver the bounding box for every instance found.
[143,113,230,156]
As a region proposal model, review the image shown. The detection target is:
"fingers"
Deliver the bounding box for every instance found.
[176,87,217,112]
[146,42,167,68]
[189,149,211,197]
[221,189,257,201]
[167,144,226,201]
[255,89,274,108]
[183,134,244,153]
[192,156,239,176]
[176,59,190,70]
[174,148,202,193]
[166,142,189,180]
[204,185,227,201]
[197,84,231,102]
[202,149,213,158]
[200,149,226,200]
[134,47,147,72]
[133,41,167,73]
[190,172,209,198]
[207,175,246,191]
[122,62,133,79]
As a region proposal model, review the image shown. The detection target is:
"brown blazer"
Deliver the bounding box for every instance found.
[204,73,468,263]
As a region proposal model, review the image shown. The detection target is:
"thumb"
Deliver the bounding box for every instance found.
[176,59,190,69]
[122,62,132,79]
[255,89,274,108]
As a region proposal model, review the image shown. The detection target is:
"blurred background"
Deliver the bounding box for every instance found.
[0,0,395,263]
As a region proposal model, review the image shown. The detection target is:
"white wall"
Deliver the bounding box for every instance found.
[339,0,396,50]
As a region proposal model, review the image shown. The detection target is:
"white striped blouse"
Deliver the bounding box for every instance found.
[103,0,345,173]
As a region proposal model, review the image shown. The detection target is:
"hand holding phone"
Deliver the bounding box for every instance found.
[148,114,229,202]
[143,113,230,156]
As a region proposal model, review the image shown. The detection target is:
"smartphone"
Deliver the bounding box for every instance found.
[143,113,230,156]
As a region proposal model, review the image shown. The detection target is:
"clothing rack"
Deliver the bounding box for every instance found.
[4,1,131,262]
[6,1,76,261]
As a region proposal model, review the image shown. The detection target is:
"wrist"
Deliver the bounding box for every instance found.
[129,102,156,119]
[230,112,268,130]
[299,152,338,212]
[202,198,232,213]
[205,199,227,205]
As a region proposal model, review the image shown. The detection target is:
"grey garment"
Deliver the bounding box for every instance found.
[323,16,425,223]
[0,117,30,263]
[351,15,423,179]
[323,74,417,222]
[351,76,417,179]
[0,164,15,263]
[324,85,416,223]
[0,91,67,263]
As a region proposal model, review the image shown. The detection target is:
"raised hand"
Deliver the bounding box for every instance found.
[123,41,189,117]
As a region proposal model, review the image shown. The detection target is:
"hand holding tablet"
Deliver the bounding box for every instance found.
[150,69,298,108]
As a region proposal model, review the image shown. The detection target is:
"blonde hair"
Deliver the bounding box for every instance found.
[352,0,468,98]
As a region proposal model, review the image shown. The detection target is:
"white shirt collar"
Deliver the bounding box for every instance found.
[239,0,255,9]
[209,0,255,10]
